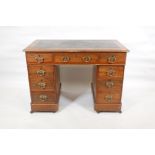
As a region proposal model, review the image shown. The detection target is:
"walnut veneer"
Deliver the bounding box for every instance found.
[24,40,128,113]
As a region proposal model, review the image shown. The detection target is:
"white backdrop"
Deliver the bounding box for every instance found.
[0,26,155,128]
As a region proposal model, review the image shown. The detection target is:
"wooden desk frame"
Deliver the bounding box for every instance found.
[24,40,128,113]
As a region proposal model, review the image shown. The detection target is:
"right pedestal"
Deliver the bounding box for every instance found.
[92,65,125,112]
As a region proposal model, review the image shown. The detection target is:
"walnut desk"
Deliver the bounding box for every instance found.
[24,40,128,113]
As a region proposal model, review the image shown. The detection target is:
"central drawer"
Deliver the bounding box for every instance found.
[53,52,126,64]
[54,53,98,64]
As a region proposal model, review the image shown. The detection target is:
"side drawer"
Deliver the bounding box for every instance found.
[28,65,54,79]
[30,78,55,91]
[97,65,124,80]
[96,93,121,104]
[26,52,53,64]
[98,52,126,64]
[97,79,123,93]
[31,91,57,104]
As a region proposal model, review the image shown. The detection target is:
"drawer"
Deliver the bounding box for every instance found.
[54,52,126,64]
[96,93,121,104]
[31,91,57,104]
[98,52,126,64]
[97,66,124,80]
[30,78,55,91]
[97,80,123,93]
[54,53,98,64]
[26,52,53,64]
[28,65,54,79]
[26,52,126,64]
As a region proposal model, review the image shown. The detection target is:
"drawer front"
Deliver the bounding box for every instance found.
[98,52,126,64]
[31,91,57,104]
[97,66,124,80]
[26,53,53,64]
[26,52,126,64]
[96,93,121,104]
[30,78,55,91]
[28,65,54,79]
[54,53,98,64]
[53,52,126,64]
[97,80,123,93]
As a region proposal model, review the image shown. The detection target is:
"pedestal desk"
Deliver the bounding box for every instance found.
[24,40,128,113]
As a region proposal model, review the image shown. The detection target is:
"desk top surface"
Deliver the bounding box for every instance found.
[24,40,128,52]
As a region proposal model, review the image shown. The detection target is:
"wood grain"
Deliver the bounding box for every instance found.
[95,104,121,112]
[25,40,128,113]
[31,104,58,112]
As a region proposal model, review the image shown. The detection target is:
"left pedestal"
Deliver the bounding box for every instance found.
[26,52,60,112]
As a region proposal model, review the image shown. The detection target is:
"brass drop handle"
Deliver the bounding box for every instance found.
[107,55,116,63]
[105,95,113,102]
[63,56,70,62]
[82,56,92,62]
[106,68,115,77]
[39,95,48,102]
[38,82,46,89]
[105,80,114,88]
[36,70,46,76]
[35,55,44,63]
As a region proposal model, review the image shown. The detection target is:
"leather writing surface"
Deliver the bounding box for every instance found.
[24,40,128,52]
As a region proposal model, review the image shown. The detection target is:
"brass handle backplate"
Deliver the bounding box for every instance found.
[36,70,46,76]
[106,68,115,77]
[38,82,46,89]
[107,55,116,63]
[35,55,44,63]
[82,56,92,62]
[39,95,48,102]
[63,56,70,62]
[105,80,114,88]
[105,95,113,102]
